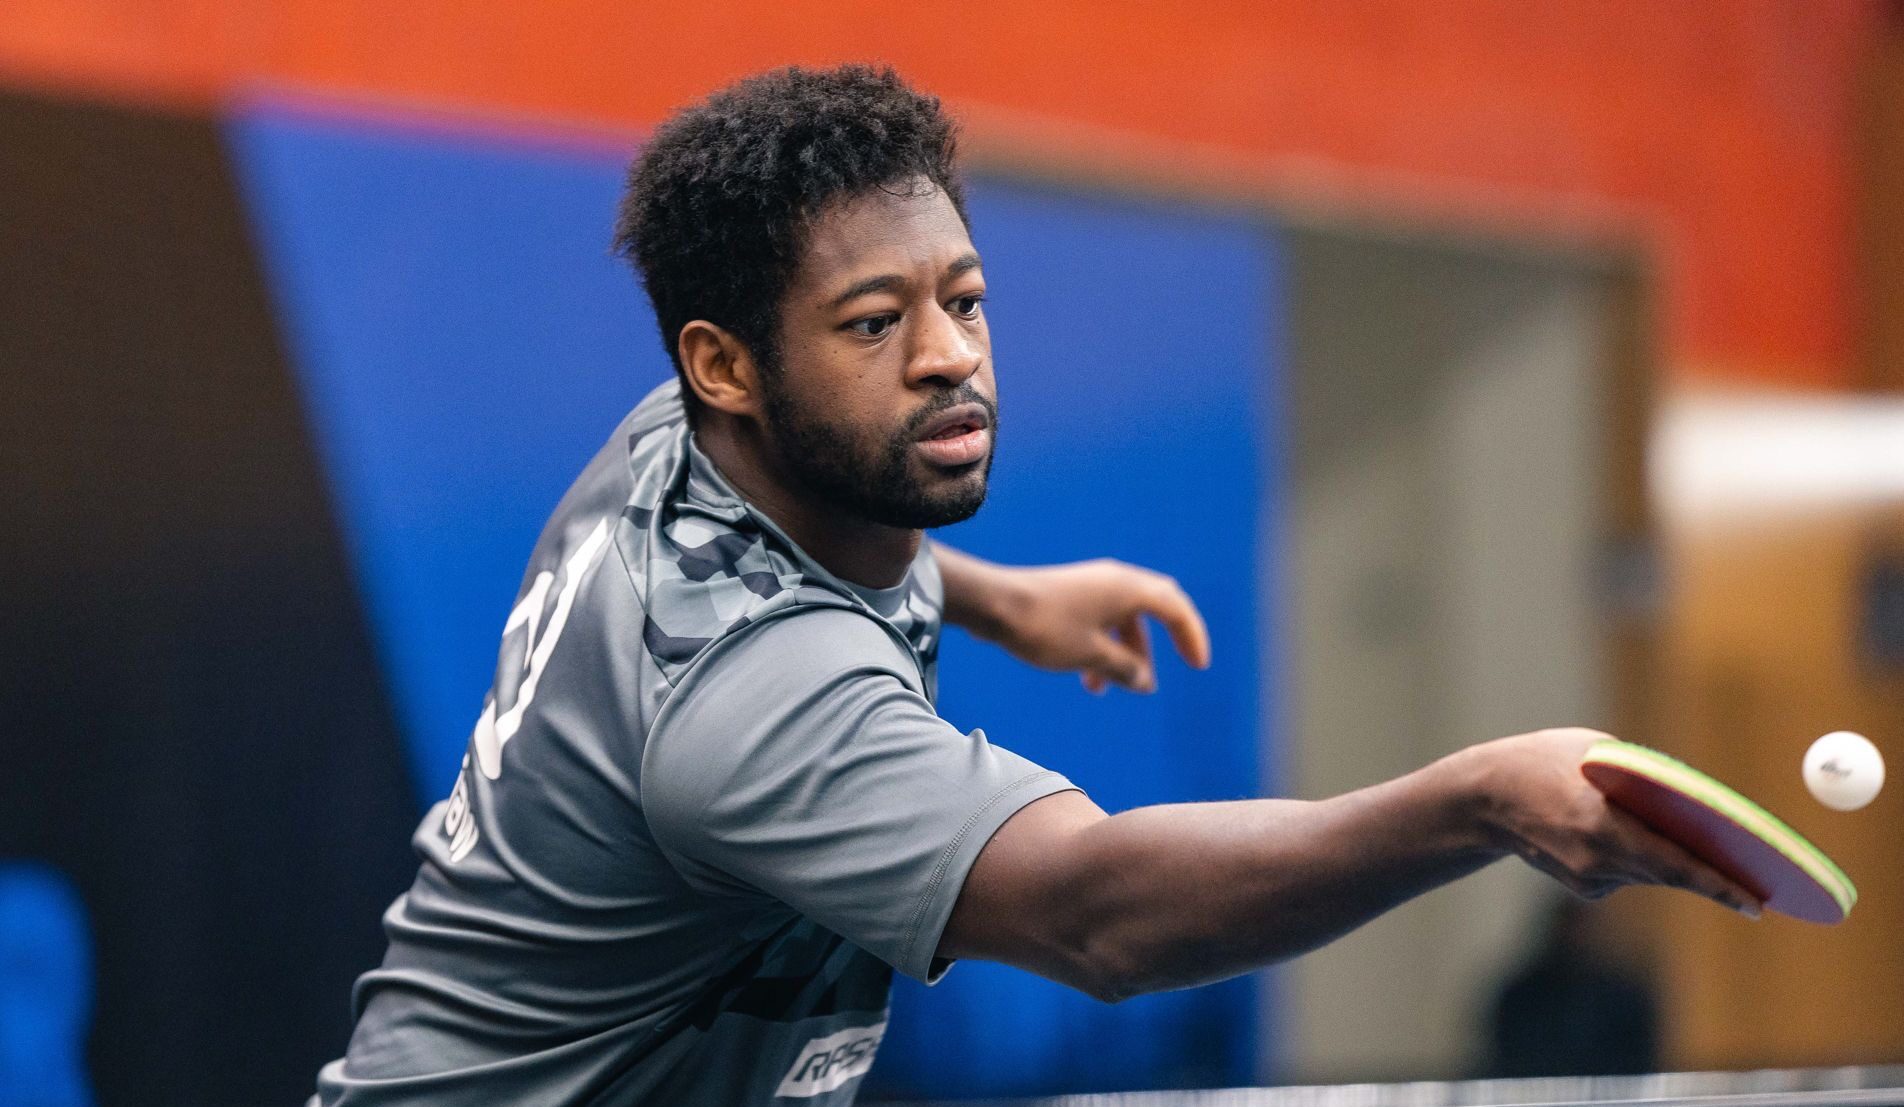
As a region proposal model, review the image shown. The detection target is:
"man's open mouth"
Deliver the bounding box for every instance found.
[913,403,993,467]
[915,403,991,441]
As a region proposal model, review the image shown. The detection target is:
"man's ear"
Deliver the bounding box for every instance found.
[677,321,765,419]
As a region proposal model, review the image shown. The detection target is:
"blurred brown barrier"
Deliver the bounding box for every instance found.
[1658,508,1904,1068]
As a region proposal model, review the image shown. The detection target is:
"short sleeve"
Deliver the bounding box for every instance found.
[641,606,1076,983]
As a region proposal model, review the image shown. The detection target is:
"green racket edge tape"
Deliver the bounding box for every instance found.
[1585,739,1857,916]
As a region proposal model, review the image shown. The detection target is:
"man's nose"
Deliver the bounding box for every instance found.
[906,304,983,389]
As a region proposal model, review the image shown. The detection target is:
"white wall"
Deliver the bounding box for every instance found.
[1273,229,1613,1082]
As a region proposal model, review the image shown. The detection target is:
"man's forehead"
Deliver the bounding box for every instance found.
[793,184,975,291]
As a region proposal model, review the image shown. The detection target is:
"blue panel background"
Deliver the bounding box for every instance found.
[228,103,1280,1095]
[228,103,669,803]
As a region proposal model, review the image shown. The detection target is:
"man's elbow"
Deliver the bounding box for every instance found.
[1079,968,1145,1005]
[1061,953,1141,1005]
[1067,926,1172,1005]
[1033,863,1193,1002]
[1070,923,1263,1004]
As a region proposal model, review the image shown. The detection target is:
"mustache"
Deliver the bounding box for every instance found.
[901,384,996,438]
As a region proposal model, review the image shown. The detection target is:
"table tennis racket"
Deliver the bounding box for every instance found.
[1580,739,1856,924]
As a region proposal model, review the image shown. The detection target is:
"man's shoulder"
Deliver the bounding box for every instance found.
[617,512,856,685]
[601,465,880,689]
[554,377,922,688]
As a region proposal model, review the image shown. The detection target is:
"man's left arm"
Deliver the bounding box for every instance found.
[932,542,1211,694]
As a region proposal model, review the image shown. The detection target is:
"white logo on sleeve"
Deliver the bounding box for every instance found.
[774,1022,886,1099]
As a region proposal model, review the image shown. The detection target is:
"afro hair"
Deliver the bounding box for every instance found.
[613,64,969,419]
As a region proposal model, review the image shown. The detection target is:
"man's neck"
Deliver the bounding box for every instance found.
[691,421,921,590]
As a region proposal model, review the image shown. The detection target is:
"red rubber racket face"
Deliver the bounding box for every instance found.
[1580,741,1855,925]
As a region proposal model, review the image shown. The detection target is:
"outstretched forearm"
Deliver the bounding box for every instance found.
[1065,757,1497,998]
[943,751,1497,1002]
[941,730,1759,1004]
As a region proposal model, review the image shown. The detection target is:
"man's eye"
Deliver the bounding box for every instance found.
[848,314,897,337]
[952,295,985,318]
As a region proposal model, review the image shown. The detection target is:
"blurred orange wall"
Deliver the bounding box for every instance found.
[0,0,1884,387]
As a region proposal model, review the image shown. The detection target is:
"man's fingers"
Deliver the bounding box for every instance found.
[1093,630,1153,693]
[1133,575,1210,670]
[1081,672,1107,695]
[1118,613,1149,651]
[1115,615,1156,693]
[1603,807,1763,918]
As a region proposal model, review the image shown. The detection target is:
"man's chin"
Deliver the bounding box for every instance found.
[914,476,989,529]
[913,457,990,522]
[856,466,988,530]
[917,497,985,529]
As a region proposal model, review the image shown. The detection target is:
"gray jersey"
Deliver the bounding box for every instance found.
[313,380,1074,1105]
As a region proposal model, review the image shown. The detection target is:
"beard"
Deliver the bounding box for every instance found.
[761,380,996,529]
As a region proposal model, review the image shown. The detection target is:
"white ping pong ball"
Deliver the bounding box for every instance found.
[1803,731,1885,812]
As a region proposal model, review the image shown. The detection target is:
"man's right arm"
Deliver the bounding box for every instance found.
[937,727,1762,1004]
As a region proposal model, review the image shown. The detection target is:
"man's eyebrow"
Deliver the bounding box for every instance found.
[827,253,985,310]
[829,273,905,309]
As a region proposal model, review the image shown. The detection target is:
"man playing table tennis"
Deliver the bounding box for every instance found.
[311,65,1759,1106]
